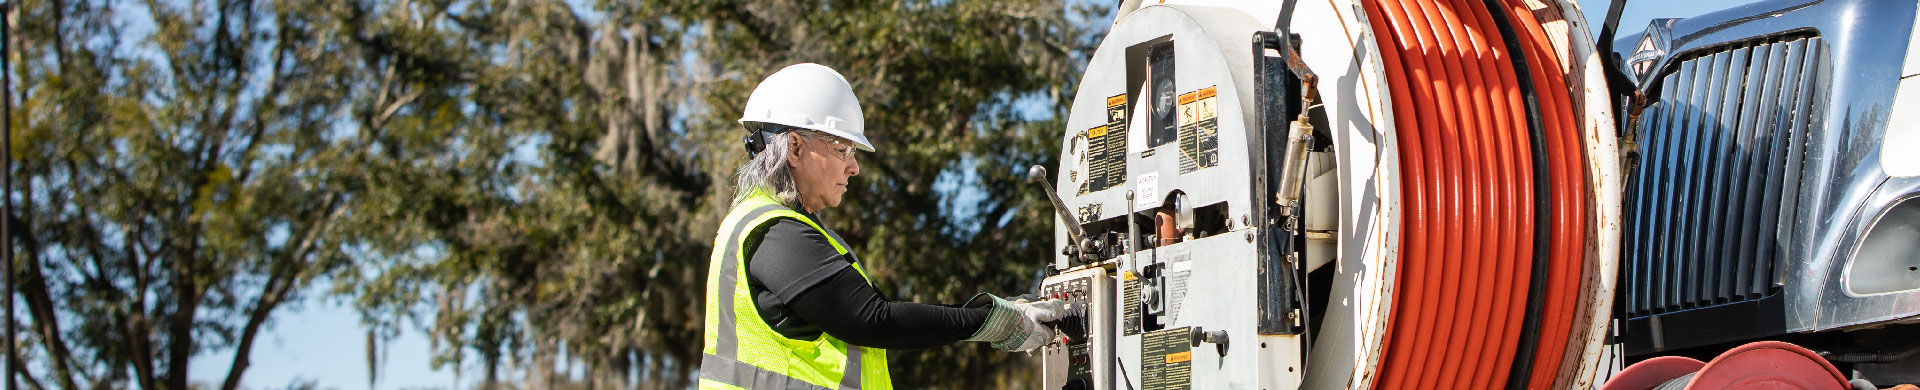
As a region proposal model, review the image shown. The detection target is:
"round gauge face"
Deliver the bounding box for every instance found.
[1154,78,1177,119]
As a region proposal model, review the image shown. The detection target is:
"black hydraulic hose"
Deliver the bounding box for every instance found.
[1597,0,1637,128]
[1596,0,1632,78]
[1478,1,1554,389]
[1276,0,1302,31]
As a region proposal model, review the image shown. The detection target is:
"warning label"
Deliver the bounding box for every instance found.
[1179,86,1220,174]
[1082,94,1130,194]
[1142,327,1193,390]
[1166,251,1190,325]
[1177,91,1199,173]
[1164,351,1192,363]
[1123,271,1142,336]
[1197,87,1219,170]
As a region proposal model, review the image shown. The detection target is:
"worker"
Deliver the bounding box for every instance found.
[699,63,1067,390]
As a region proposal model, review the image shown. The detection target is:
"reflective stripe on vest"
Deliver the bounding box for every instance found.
[700,196,885,390]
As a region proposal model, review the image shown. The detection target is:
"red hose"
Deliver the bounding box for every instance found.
[1368,0,1434,387]
[1454,1,1530,387]
[1362,0,1428,385]
[1423,1,1493,387]
[1500,1,1590,388]
[1405,1,1470,388]
[1368,0,1476,386]
[1360,0,1589,388]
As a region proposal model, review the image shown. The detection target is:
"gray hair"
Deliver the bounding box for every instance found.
[732,129,835,209]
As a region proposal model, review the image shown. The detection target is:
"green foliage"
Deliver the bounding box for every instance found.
[10,0,365,388]
[9,0,1105,388]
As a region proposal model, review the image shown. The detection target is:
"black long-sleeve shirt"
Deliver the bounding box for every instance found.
[746,217,990,350]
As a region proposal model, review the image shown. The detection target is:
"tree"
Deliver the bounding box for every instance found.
[7,0,1104,388]
[8,0,364,389]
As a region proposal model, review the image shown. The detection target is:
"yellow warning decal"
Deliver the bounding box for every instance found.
[1107,94,1127,107]
[1088,125,1108,138]
[1198,86,1216,99]
[1124,271,1138,280]
[1178,91,1198,105]
[1165,351,1192,363]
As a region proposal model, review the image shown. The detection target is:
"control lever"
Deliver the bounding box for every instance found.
[1054,302,1091,344]
[1028,165,1091,258]
[1190,326,1230,357]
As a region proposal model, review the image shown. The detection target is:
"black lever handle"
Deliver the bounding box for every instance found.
[1029,165,1090,257]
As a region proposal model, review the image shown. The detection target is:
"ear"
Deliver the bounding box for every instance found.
[787,135,805,158]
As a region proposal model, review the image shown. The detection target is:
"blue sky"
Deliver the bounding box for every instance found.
[1578,0,1756,45]
[186,1,1757,389]
[189,294,452,390]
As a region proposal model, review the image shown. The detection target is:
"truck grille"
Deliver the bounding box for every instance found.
[1622,35,1824,317]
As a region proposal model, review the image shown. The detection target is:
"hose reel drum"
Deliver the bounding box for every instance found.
[1036,1,1621,389]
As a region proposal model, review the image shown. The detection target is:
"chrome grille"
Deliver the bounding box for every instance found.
[1622,35,1823,317]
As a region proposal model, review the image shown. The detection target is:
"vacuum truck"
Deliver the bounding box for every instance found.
[1029,0,1920,388]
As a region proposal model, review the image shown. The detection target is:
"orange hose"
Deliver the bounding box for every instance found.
[1369,0,1473,386]
[1361,0,1432,386]
[1454,2,1533,387]
[1498,1,1589,387]
[1421,1,1492,387]
[1405,1,1471,388]
[1361,1,1419,384]
[1360,0,1589,387]
[1453,1,1531,387]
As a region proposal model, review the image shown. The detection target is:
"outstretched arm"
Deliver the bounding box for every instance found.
[786,266,991,350]
[746,218,990,350]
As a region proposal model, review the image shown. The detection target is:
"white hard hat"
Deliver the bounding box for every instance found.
[738,63,875,151]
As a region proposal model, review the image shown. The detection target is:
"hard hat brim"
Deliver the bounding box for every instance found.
[739,120,877,152]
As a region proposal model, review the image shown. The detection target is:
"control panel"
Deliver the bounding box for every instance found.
[1040,267,1114,390]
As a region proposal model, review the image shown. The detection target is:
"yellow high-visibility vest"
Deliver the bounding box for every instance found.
[699,192,892,390]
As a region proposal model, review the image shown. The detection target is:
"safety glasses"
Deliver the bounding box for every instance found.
[801,135,858,162]
[820,138,859,161]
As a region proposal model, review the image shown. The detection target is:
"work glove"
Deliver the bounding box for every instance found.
[966,295,1068,352]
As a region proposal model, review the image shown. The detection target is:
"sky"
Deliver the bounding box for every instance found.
[183,0,1758,389]
[1577,0,1759,46]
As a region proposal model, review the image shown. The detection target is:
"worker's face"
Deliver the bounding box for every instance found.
[790,133,861,213]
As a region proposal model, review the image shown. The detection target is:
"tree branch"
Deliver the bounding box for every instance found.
[217,264,290,390]
[220,192,344,390]
[4,356,48,390]
[162,242,200,390]
[11,219,80,389]
[110,215,157,389]
[231,12,295,185]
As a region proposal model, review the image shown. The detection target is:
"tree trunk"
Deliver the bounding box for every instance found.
[529,337,557,390]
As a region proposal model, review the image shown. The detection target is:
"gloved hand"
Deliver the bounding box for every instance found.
[966,295,1068,352]
[1014,298,1067,323]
